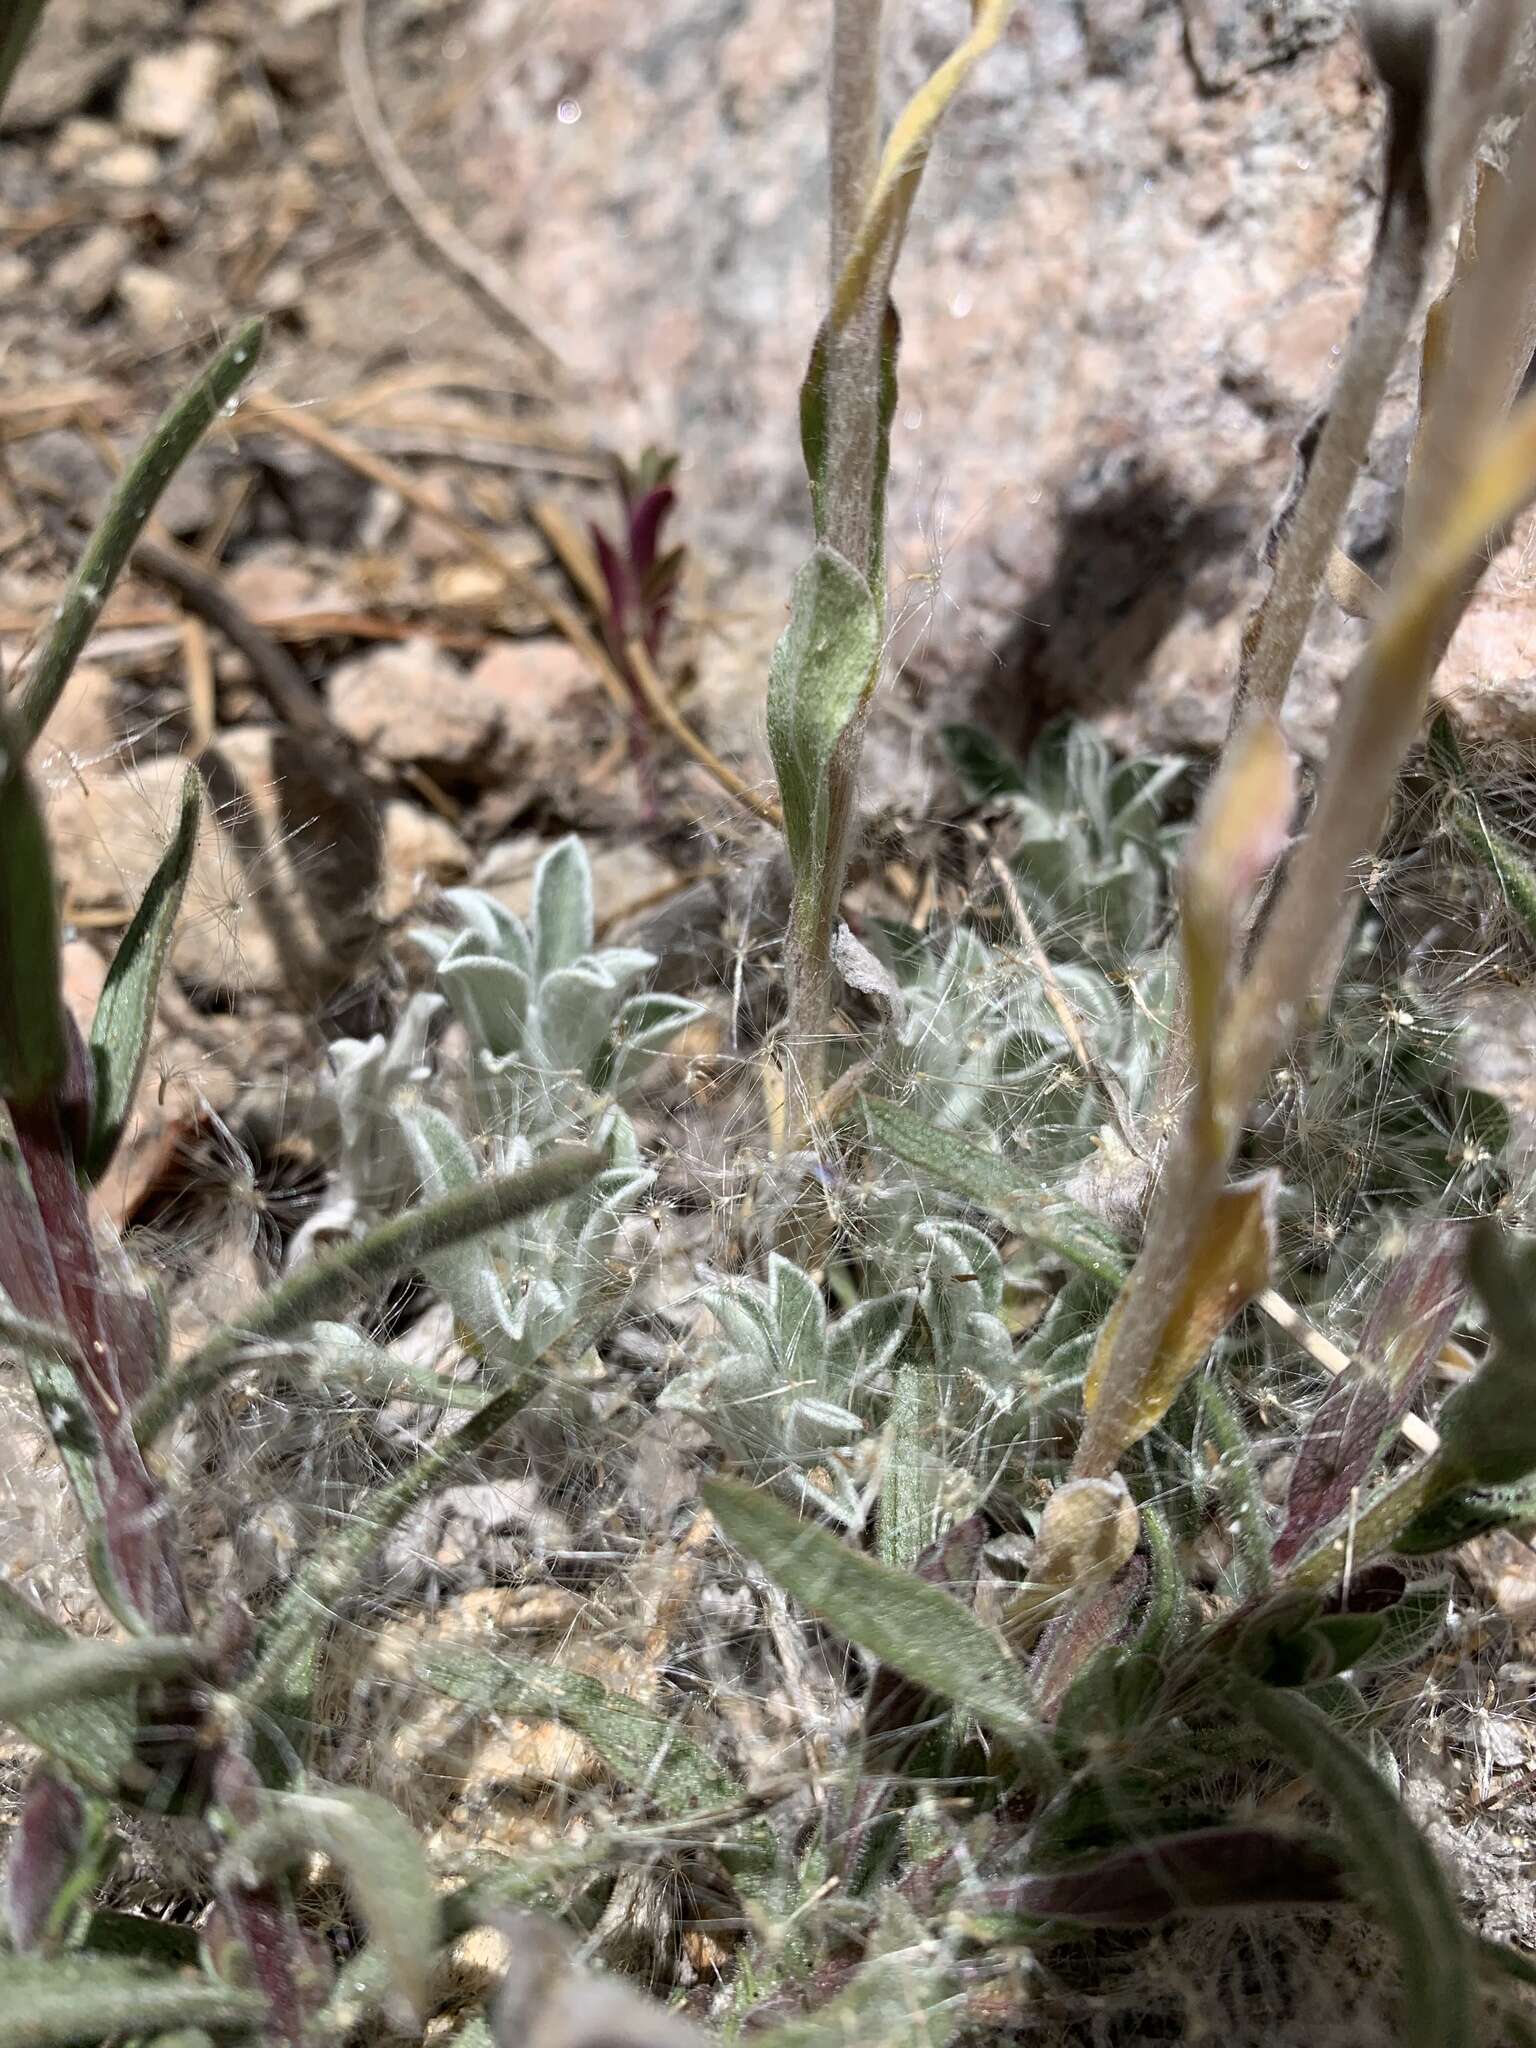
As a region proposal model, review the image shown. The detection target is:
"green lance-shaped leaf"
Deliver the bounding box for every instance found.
[1429,713,1536,944]
[704,1477,1040,1746]
[861,1097,1130,1286]
[15,320,265,752]
[0,695,66,1111]
[135,1145,604,1444]
[0,1637,198,1727]
[0,1954,262,2048]
[1434,1224,1536,1488]
[220,1786,436,2030]
[878,1359,938,1573]
[0,1582,133,1792]
[0,1,50,125]
[241,1375,540,1718]
[1395,1476,1536,1555]
[531,834,594,978]
[1272,1221,1465,1569]
[415,1641,749,1828]
[766,545,881,885]
[799,304,901,586]
[1229,1673,1475,2048]
[83,768,202,1183]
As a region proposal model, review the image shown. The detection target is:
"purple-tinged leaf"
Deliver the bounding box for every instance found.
[213,1882,314,2048]
[5,1770,86,1951]
[1031,1555,1147,1721]
[590,522,631,645]
[8,1103,188,1633]
[834,1516,988,1883]
[1273,1224,1466,1567]
[626,482,675,583]
[969,1826,1348,1926]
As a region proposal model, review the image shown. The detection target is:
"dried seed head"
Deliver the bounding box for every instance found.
[1031,1476,1141,1595]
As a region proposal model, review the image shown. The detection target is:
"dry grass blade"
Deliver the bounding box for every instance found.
[244,395,634,710]
[626,637,782,828]
[340,0,566,387]
[830,0,1015,333]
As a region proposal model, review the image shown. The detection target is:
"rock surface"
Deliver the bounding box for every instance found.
[441,0,1386,771]
[329,639,506,778]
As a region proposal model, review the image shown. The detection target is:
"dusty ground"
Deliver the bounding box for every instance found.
[4,0,1536,2028]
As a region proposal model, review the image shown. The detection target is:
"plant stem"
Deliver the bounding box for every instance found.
[829,0,884,285]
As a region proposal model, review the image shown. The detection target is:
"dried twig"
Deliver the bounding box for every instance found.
[132,535,335,744]
[355,428,609,480]
[179,614,216,751]
[625,636,781,829]
[340,0,566,388]
[1256,1288,1440,1456]
[243,395,633,714]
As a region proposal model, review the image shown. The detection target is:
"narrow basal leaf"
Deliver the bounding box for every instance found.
[1436,1224,1536,1488]
[1083,1174,1276,1454]
[222,1786,436,2029]
[1273,1222,1465,1568]
[0,1955,261,2048]
[0,1583,132,1792]
[84,768,202,1182]
[0,0,50,125]
[766,545,881,880]
[862,1098,1129,1286]
[1231,1674,1475,2048]
[0,695,66,1110]
[415,1641,747,1824]
[0,1637,197,1726]
[972,1825,1347,1928]
[830,0,1016,333]
[137,1146,603,1442]
[15,321,265,751]
[705,1477,1040,1743]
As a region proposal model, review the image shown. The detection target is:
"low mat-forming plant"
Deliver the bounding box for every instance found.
[11,2,1536,2046]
